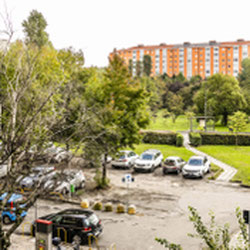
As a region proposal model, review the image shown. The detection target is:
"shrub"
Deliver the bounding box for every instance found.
[93,201,102,211]
[104,202,113,212]
[116,203,125,213]
[176,133,184,147]
[141,131,176,145]
[189,132,202,146]
[200,132,250,146]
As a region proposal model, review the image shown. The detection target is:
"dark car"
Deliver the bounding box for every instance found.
[32,209,102,244]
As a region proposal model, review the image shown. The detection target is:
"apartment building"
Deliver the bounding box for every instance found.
[110,39,250,78]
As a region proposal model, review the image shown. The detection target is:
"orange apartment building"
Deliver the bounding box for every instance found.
[110,39,250,78]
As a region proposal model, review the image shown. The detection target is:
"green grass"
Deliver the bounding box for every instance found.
[198,145,250,185]
[129,143,195,161]
[147,110,250,132]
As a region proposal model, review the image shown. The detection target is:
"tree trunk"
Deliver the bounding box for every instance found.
[102,153,107,186]
[222,113,228,126]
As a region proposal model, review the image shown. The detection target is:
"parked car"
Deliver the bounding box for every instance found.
[31,209,103,244]
[45,146,71,163]
[0,193,27,224]
[0,163,9,178]
[182,156,211,178]
[111,150,138,169]
[134,149,163,173]
[162,156,186,174]
[43,169,85,195]
[19,165,55,189]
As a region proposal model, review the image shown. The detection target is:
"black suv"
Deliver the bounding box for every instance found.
[32,209,103,244]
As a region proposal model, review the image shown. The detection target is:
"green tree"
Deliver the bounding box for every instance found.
[228,111,248,146]
[84,54,149,186]
[136,60,142,78]
[168,94,184,123]
[194,74,246,126]
[128,59,133,76]
[238,58,250,115]
[22,10,49,48]
[143,54,152,76]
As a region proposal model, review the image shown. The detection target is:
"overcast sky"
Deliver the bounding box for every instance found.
[1,0,250,67]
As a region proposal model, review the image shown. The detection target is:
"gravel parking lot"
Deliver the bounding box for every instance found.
[10,165,250,250]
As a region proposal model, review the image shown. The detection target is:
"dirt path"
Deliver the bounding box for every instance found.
[180,131,237,182]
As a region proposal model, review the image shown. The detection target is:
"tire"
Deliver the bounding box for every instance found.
[207,166,211,173]
[3,215,11,225]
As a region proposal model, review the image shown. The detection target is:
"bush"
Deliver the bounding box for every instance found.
[189,132,202,146]
[176,133,184,147]
[93,201,102,211]
[141,131,176,145]
[104,202,113,212]
[200,132,250,146]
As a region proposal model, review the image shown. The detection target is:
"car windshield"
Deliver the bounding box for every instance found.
[141,154,153,160]
[119,155,126,160]
[188,159,202,166]
[165,160,175,166]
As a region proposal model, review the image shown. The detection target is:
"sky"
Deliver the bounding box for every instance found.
[1,0,250,67]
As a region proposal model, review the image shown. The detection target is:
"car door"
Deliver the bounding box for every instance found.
[59,216,81,243]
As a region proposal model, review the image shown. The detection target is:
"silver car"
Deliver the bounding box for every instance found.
[163,156,186,174]
[111,150,138,169]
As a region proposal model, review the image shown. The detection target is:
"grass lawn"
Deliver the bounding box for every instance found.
[147,110,250,132]
[198,145,250,185]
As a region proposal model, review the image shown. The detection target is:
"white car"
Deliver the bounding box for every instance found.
[111,150,138,169]
[44,169,85,195]
[182,156,211,178]
[134,149,163,173]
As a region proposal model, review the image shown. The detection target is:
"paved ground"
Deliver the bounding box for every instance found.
[180,131,237,182]
[10,165,250,250]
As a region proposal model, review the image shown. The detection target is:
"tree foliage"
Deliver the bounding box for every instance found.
[22,9,49,48]
[143,54,152,76]
[194,74,246,125]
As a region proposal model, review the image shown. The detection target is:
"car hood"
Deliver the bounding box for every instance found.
[183,164,203,171]
[20,176,34,185]
[135,159,152,165]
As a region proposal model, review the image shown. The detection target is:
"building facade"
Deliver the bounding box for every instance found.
[110,40,250,78]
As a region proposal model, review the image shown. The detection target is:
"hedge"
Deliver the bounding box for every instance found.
[189,132,202,146]
[200,132,250,146]
[141,131,176,145]
[176,133,184,147]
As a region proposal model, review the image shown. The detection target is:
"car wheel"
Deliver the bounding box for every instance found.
[207,166,211,173]
[3,215,11,225]
[200,172,204,179]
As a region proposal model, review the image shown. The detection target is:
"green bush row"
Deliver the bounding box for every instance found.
[199,132,250,146]
[189,132,202,146]
[141,131,183,146]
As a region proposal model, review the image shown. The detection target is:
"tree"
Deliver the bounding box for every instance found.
[22,10,49,48]
[83,54,150,186]
[238,58,250,115]
[194,74,246,126]
[143,55,152,76]
[228,111,248,146]
[168,94,184,123]
[135,60,142,78]
[128,59,133,76]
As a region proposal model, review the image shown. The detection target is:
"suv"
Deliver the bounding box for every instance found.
[134,149,163,173]
[182,156,211,178]
[111,150,138,169]
[0,193,27,224]
[32,209,103,244]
